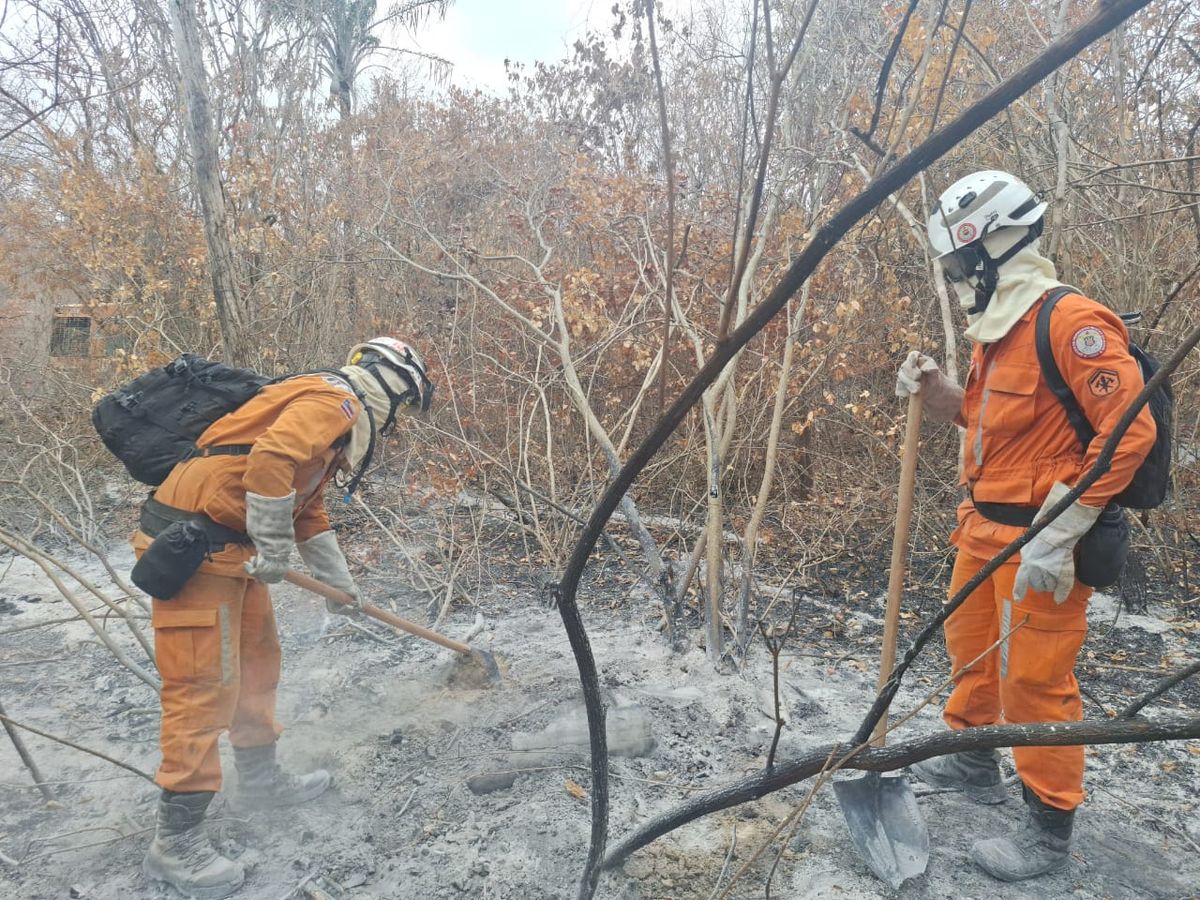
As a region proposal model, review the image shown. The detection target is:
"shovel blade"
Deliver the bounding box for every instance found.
[833,771,929,891]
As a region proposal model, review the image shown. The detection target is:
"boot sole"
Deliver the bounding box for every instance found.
[143,858,245,900]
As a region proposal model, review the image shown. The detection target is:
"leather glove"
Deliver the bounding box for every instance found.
[1013,481,1103,604]
[896,350,939,397]
[297,530,361,616]
[244,490,296,584]
[895,350,964,422]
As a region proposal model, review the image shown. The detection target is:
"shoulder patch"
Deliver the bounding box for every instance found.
[317,373,355,394]
[1087,369,1120,397]
[1071,326,1106,359]
[340,398,357,420]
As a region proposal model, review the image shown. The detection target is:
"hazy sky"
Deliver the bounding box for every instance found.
[412,0,689,94]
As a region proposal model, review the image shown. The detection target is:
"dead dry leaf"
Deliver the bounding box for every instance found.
[565,779,587,800]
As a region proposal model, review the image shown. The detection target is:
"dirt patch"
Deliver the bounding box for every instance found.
[1,539,1197,899]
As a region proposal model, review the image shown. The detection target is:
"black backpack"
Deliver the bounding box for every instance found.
[93,355,268,485]
[1034,287,1173,509]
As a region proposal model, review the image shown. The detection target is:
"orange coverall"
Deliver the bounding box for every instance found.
[945,290,1155,811]
[132,374,360,793]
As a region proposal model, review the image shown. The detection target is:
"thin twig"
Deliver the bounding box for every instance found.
[1121,659,1200,717]
[19,827,153,864]
[706,824,737,900]
[0,697,55,802]
[0,713,156,784]
[1090,783,1200,856]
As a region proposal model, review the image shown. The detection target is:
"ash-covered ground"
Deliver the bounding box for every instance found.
[2,522,1198,900]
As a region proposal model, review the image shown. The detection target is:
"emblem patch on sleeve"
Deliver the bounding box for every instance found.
[319,373,354,393]
[1087,369,1120,397]
[341,398,356,419]
[1071,326,1106,359]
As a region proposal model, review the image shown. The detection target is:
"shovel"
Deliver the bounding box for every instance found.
[832,391,930,890]
[285,569,501,684]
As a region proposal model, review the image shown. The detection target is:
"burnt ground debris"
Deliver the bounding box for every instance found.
[1,510,1198,900]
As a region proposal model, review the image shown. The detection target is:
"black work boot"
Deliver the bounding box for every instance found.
[970,784,1075,881]
[910,749,1007,804]
[233,741,330,808]
[143,790,245,899]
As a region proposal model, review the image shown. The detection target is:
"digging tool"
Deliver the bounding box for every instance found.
[285,569,501,684]
[832,391,930,890]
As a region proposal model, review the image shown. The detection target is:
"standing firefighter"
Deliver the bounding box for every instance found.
[895,171,1156,881]
[130,338,433,899]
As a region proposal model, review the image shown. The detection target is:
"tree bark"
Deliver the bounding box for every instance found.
[1046,0,1074,263]
[167,0,252,364]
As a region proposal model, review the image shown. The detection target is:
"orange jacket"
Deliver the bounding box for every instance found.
[132,373,361,576]
[951,290,1156,558]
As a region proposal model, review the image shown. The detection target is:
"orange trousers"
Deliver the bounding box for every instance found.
[151,571,283,793]
[943,550,1091,811]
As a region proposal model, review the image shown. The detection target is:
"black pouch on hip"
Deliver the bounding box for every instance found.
[131,520,210,600]
[1075,503,1129,589]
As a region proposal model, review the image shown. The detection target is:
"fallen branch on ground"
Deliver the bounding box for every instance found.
[603,714,1200,868]
[0,712,156,784]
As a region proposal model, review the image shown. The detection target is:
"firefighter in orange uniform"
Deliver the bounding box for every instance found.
[895,171,1155,881]
[133,338,434,899]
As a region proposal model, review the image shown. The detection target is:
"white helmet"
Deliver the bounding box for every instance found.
[927,169,1046,259]
[346,336,434,416]
[927,170,1046,312]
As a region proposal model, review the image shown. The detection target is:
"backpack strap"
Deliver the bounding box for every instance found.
[1034,287,1097,451]
[183,444,253,461]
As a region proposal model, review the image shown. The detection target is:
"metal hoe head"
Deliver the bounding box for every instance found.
[469,648,502,685]
[833,771,929,891]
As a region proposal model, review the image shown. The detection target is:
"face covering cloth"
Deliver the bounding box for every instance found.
[338,363,413,470]
[958,241,1063,345]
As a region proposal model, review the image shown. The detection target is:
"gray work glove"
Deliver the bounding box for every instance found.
[297,530,361,616]
[244,490,296,584]
[1013,481,1103,604]
[895,350,964,422]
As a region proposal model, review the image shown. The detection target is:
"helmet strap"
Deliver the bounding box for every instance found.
[965,219,1045,315]
[366,363,415,435]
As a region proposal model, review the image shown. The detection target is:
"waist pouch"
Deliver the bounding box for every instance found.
[975,497,1128,589]
[131,520,212,600]
[132,498,251,600]
[1076,504,1129,589]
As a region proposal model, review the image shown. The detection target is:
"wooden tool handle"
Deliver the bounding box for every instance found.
[872,391,924,747]
[284,569,472,656]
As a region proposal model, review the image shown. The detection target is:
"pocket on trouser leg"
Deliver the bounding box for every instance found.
[1005,603,1087,691]
[152,605,235,685]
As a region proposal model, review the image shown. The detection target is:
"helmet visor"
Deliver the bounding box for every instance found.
[940,245,985,283]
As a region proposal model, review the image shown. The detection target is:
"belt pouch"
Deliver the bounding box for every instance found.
[1076,504,1129,589]
[132,520,210,600]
